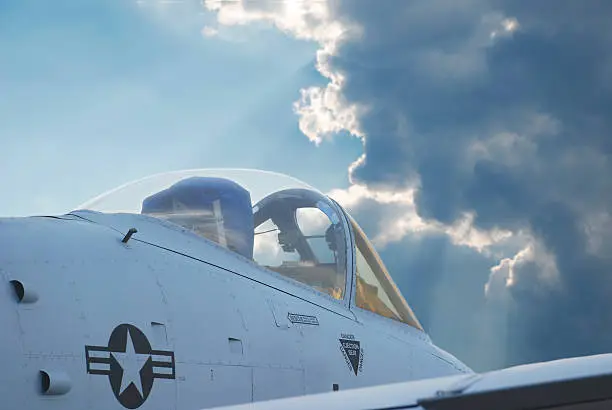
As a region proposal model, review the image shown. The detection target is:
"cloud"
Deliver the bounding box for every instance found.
[208,0,612,368]
[204,0,364,144]
[331,1,612,366]
[201,25,219,37]
[485,241,559,301]
[329,184,511,250]
[203,0,347,44]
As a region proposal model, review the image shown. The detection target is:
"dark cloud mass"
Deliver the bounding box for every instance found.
[327,0,612,367]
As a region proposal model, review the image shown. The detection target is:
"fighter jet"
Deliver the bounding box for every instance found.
[1,169,610,410]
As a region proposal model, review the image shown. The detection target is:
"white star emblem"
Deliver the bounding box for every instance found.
[111,327,151,397]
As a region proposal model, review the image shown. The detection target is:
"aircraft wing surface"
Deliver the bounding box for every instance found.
[210,354,612,410]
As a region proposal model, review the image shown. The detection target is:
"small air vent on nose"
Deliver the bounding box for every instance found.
[10,280,38,304]
[40,370,71,395]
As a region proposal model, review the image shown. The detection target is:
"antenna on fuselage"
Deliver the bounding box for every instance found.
[121,228,138,243]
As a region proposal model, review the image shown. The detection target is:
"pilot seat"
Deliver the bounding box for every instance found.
[141,177,254,259]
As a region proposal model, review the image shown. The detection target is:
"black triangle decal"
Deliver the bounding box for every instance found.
[340,338,361,375]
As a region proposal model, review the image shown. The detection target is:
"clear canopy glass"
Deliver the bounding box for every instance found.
[77,169,422,329]
[78,169,348,300]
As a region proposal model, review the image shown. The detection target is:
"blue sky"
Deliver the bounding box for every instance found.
[0,1,361,216]
[3,0,612,372]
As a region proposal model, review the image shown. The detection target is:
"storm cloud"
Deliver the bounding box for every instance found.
[328,0,612,366]
[208,0,612,369]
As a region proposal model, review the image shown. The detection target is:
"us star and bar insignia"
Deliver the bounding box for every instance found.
[85,323,175,409]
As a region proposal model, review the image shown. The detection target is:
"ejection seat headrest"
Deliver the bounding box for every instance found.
[141,177,254,259]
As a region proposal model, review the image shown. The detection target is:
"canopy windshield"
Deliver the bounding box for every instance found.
[78,169,348,300]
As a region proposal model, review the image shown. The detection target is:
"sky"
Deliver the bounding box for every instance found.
[2,0,612,372]
[0,0,361,216]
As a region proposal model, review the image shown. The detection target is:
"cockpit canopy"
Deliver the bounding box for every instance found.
[78,169,422,330]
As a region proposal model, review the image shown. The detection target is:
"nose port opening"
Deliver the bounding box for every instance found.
[40,371,51,394]
[10,280,25,302]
